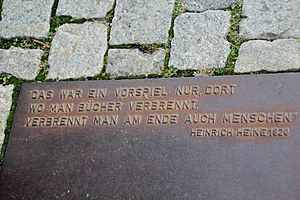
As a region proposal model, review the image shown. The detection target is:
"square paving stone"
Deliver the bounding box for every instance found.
[110,0,175,45]
[0,85,13,149]
[0,48,42,80]
[107,49,166,77]
[56,0,114,19]
[48,22,107,80]
[235,39,300,73]
[182,0,238,12]
[0,0,55,39]
[169,11,231,70]
[240,0,300,39]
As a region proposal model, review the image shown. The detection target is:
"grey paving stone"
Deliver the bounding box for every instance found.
[57,0,114,19]
[48,22,107,79]
[0,0,55,39]
[107,49,165,77]
[169,11,231,70]
[0,48,42,80]
[110,0,175,45]
[235,39,300,73]
[182,0,238,12]
[240,0,300,40]
[0,85,14,150]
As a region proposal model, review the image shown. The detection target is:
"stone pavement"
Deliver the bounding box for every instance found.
[0,0,300,153]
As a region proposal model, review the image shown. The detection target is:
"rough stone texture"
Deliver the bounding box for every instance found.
[48,22,107,79]
[235,39,300,73]
[0,0,55,39]
[182,0,238,12]
[240,0,300,40]
[110,0,175,45]
[57,0,114,19]
[107,49,165,77]
[0,85,14,150]
[0,48,42,80]
[169,11,231,70]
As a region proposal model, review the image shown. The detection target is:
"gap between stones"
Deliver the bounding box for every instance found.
[51,0,59,18]
[0,0,3,20]
[161,0,184,78]
[100,0,117,81]
[216,0,246,76]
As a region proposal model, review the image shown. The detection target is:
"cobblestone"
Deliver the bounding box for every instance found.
[48,22,107,79]
[0,0,55,39]
[56,0,114,19]
[182,0,238,12]
[110,0,175,45]
[169,11,231,70]
[235,39,300,73]
[0,48,42,80]
[107,49,165,77]
[240,0,300,39]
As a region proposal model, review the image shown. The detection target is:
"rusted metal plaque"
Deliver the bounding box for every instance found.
[1,73,300,199]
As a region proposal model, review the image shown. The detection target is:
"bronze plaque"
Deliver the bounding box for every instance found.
[1,73,300,199]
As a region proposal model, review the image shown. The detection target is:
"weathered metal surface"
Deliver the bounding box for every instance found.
[1,73,300,199]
